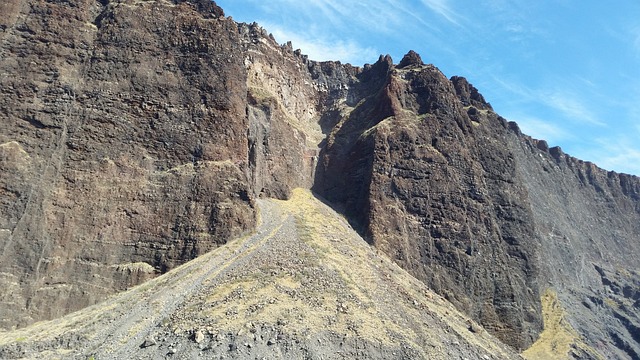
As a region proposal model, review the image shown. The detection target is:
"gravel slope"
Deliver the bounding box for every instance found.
[0,189,523,359]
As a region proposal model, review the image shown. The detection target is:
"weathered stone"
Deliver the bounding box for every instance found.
[0,0,312,330]
[314,61,542,350]
[1,1,640,358]
[451,75,492,110]
[397,50,424,69]
[193,330,205,344]
[141,336,157,348]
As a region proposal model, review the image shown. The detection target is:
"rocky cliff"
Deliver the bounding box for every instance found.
[0,0,316,329]
[313,53,542,350]
[1,0,639,358]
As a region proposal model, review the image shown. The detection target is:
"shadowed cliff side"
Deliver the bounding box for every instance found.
[313,53,543,350]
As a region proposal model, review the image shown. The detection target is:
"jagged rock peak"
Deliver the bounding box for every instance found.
[172,0,224,18]
[450,75,492,110]
[397,50,424,68]
[377,54,394,66]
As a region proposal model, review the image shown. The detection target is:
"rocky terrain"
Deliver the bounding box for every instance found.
[0,190,523,359]
[0,0,318,329]
[313,52,542,350]
[1,0,639,359]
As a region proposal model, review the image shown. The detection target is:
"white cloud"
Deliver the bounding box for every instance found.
[507,115,570,145]
[542,91,606,127]
[420,0,463,26]
[264,23,378,65]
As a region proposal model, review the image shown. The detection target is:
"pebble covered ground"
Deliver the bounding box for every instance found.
[0,189,522,360]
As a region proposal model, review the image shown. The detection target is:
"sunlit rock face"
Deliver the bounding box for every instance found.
[1,1,640,358]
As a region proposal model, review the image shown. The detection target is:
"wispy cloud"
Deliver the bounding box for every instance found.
[420,0,463,26]
[508,115,571,145]
[490,76,533,100]
[246,0,457,65]
[264,23,378,65]
[267,0,426,35]
[582,138,640,175]
[489,76,606,127]
[542,91,606,127]
[632,26,640,58]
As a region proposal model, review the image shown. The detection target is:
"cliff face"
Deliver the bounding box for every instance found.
[313,53,542,350]
[1,0,640,358]
[510,136,640,359]
[0,0,312,329]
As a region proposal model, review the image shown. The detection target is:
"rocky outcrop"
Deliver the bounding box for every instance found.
[313,56,542,350]
[312,51,640,355]
[240,22,325,198]
[397,50,424,69]
[1,0,640,358]
[0,0,315,329]
[0,0,259,329]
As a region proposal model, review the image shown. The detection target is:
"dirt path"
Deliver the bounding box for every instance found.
[0,191,522,360]
[84,199,291,357]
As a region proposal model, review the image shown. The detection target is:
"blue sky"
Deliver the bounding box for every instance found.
[216,0,640,175]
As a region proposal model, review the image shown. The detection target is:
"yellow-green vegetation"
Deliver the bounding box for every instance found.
[192,189,413,345]
[604,297,620,309]
[522,289,602,360]
[248,86,276,104]
[111,262,155,274]
[269,189,518,357]
[359,116,394,139]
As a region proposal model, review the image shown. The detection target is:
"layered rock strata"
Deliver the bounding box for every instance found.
[1,1,640,358]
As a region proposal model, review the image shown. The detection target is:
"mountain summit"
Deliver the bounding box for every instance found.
[0,0,639,359]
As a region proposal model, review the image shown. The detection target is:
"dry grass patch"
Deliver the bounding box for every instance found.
[523,289,602,360]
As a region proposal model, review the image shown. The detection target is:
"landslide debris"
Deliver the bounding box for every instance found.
[0,189,522,360]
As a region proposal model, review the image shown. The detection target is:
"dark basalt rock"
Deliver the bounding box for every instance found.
[314,62,542,350]
[0,0,312,329]
[1,1,640,358]
[397,50,424,69]
[451,75,492,110]
[172,0,224,18]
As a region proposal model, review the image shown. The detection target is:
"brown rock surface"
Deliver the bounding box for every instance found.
[1,1,640,358]
[0,0,255,328]
[0,0,313,329]
[313,56,542,350]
